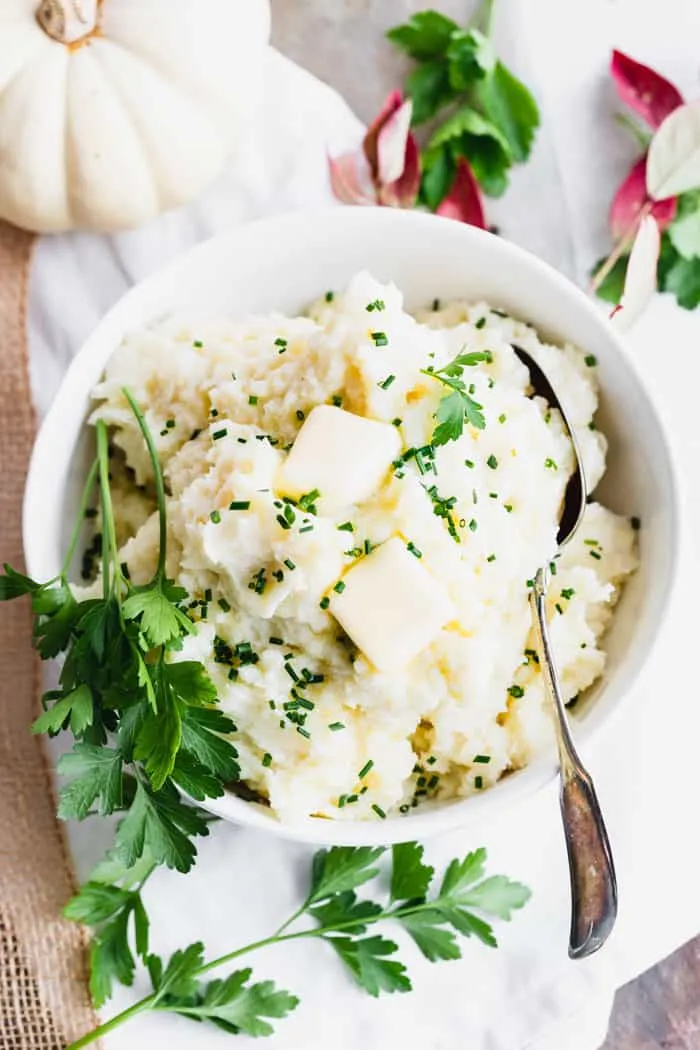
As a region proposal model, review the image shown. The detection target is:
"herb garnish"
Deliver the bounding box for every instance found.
[421,350,490,444]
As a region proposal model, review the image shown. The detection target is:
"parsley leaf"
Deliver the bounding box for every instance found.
[57,743,123,820]
[422,350,489,444]
[122,578,193,649]
[390,842,434,902]
[171,969,300,1037]
[0,563,41,599]
[420,147,456,209]
[89,907,137,1007]
[662,252,700,309]
[151,942,205,1002]
[474,61,540,163]
[399,910,462,962]
[63,882,134,926]
[32,684,93,737]
[433,390,468,444]
[165,660,218,707]
[113,780,209,873]
[386,10,458,60]
[309,891,383,932]
[405,59,455,125]
[327,935,411,997]
[447,28,495,90]
[133,685,182,791]
[307,846,385,903]
[592,253,628,305]
[180,705,240,781]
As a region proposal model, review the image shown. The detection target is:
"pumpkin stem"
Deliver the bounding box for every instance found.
[36,0,99,44]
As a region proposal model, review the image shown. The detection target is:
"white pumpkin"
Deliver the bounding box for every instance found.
[0,0,271,232]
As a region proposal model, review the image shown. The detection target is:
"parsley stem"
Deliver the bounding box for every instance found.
[122,387,167,580]
[64,997,156,1050]
[96,421,121,600]
[61,454,99,579]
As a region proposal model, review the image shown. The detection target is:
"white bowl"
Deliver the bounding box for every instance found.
[24,207,679,846]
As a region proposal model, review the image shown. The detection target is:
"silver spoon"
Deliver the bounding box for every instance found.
[512,344,618,960]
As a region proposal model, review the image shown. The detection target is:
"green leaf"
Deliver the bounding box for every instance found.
[175,970,300,1037]
[399,910,462,962]
[31,684,93,737]
[428,105,510,154]
[57,744,123,820]
[170,750,226,801]
[63,882,133,925]
[122,578,194,649]
[134,673,182,791]
[34,584,80,659]
[474,61,540,163]
[152,942,205,1002]
[459,874,532,920]
[165,660,218,707]
[440,848,487,897]
[439,904,497,946]
[327,935,411,997]
[89,907,136,1008]
[433,391,467,445]
[662,252,700,308]
[180,706,240,781]
[669,209,700,259]
[386,10,458,60]
[76,598,120,663]
[114,780,209,873]
[391,842,434,902]
[132,894,150,959]
[0,563,40,600]
[592,253,629,305]
[420,147,456,209]
[405,60,455,125]
[309,891,383,932]
[447,28,495,90]
[307,846,385,904]
[89,849,155,890]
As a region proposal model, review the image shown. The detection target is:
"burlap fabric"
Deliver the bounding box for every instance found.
[0,222,98,1047]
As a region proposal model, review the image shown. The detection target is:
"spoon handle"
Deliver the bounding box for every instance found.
[530,568,618,959]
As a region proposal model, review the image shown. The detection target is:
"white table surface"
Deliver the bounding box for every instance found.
[28,2,700,1047]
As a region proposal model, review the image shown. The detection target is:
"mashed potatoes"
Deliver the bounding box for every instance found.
[91,273,638,823]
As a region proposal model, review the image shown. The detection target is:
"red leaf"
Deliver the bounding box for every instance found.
[435,158,487,228]
[610,156,677,240]
[363,90,404,182]
[328,152,376,206]
[611,50,684,130]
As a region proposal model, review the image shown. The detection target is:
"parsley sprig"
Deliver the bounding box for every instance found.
[422,350,491,443]
[387,5,540,209]
[63,842,530,1048]
[1,388,240,878]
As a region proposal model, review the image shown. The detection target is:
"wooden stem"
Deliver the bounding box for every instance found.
[36,0,98,44]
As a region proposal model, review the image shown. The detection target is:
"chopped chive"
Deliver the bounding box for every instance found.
[262,753,272,768]
[212,428,228,440]
[399,803,410,814]
[276,515,292,531]
[366,299,386,312]
[498,413,507,424]
[561,588,575,600]
[165,419,175,429]
[193,340,203,348]
[210,510,221,524]
[283,558,296,571]
[487,454,498,469]
[555,602,564,615]
[379,374,396,390]
[372,804,387,819]
[432,298,441,311]
[331,394,343,407]
[589,550,602,560]
[275,337,288,348]
[544,458,558,470]
[370,331,388,347]
[526,578,534,588]
[325,291,335,302]
[296,726,311,739]
[210,409,219,418]
[270,637,284,645]
[508,685,524,698]
[475,317,487,330]
[337,794,347,808]
[328,722,345,732]
[248,395,259,405]
[296,410,305,421]
[474,754,491,764]
[585,354,597,367]
[504,503,513,513]
[491,308,508,318]
[486,553,496,562]
[549,561,557,575]
[204,588,212,602]
[631,515,641,530]
[465,459,475,469]
[363,539,374,555]
[229,500,251,511]
[346,794,358,804]
[333,580,346,593]
[337,521,355,533]
[299,524,314,533]
[217,597,231,612]
[284,663,300,682]
[272,569,284,582]
[407,541,422,558]
[489,492,498,499]
[358,759,374,779]
[468,518,477,531]
[237,437,246,444]
[474,776,484,789]
[320,596,330,610]
[392,417,403,427]
[228,668,238,681]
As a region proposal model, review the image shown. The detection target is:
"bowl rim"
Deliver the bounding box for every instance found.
[24,205,681,846]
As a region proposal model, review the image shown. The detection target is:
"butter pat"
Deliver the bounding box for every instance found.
[329,537,454,673]
[277,405,401,511]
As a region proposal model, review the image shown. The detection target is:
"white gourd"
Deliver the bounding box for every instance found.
[0,0,271,232]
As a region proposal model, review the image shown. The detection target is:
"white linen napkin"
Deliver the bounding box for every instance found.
[28,13,700,1047]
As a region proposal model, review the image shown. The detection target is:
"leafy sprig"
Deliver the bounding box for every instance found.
[421,350,491,444]
[63,843,530,1048]
[0,388,240,881]
[387,6,540,210]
